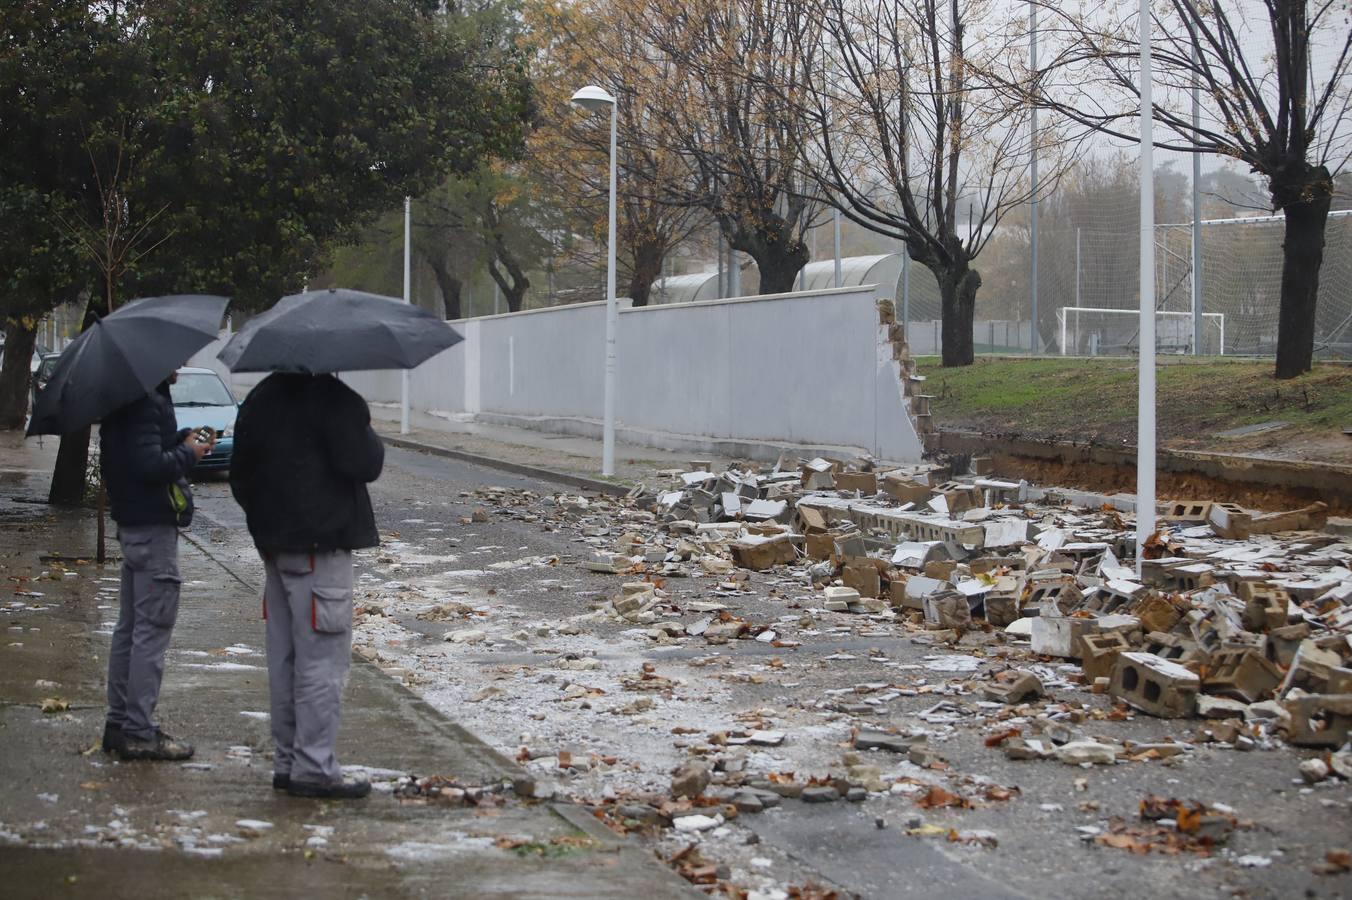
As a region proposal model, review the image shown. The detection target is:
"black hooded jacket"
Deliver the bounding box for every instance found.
[229,373,383,553]
[100,382,196,527]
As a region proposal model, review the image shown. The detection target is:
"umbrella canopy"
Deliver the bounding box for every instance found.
[27,294,230,436]
[217,289,462,375]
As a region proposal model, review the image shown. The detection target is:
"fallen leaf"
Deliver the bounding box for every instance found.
[915,786,969,809]
[984,728,1021,748]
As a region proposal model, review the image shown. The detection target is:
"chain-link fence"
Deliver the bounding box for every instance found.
[892,208,1352,360]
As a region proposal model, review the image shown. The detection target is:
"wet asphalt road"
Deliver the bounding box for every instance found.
[183,446,1352,900]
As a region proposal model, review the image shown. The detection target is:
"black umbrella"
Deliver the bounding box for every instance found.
[217,288,462,374]
[27,294,230,436]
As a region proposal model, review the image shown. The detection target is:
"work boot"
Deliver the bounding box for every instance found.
[272,773,290,791]
[286,776,371,800]
[101,722,124,754]
[117,730,195,761]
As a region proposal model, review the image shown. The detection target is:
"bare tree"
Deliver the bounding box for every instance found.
[523,0,707,306]
[1020,0,1352,378]
[625,0,829,294]
[785,0,1066,366]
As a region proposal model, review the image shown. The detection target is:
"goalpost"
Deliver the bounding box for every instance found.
[1044,210,1350,359]
[1057,307,1225,356]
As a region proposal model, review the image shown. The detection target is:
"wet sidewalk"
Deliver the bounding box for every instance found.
[0,436,694,899]
[366,408,773,493]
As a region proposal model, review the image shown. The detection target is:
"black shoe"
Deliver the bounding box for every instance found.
[286,777,371,800]
[273,773,290,791]
[101,723,124,754]
[116,730,194,761]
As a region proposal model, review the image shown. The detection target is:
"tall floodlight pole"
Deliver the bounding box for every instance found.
[401,195,411,435]
[571,85,619,476]
[833,209,843,288]
[1136,0,1157,575]
[1190,38,1204,354]
[1029,2,1040,353]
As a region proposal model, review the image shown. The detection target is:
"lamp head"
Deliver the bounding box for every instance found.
[570,85,616,113]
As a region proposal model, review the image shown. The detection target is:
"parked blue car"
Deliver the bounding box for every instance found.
[170,367,238,474]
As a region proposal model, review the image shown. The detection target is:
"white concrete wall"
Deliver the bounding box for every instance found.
[187,287,924,463]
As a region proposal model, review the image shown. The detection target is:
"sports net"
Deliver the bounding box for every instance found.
[1049,211,1352,357]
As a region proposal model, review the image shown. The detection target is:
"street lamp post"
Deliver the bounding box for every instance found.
[1136,0,1157,575]
[401,195,411,435]
[571,84,619,477]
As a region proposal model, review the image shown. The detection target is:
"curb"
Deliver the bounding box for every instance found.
[548,802,701,897]
[381,435,633,497]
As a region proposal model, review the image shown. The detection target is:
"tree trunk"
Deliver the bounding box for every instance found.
[0,319,38,430]
[627,240,665,307]
[938,265,981,367]
[728,220,808,296]
[428,263,463,320]
[49,423,91,506]
[488,257,529,313]
[1272,165,1333,379]
[49,299,102,506]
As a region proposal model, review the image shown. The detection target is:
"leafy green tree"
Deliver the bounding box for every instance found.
[0,0,532,504]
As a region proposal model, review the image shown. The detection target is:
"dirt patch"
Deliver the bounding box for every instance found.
[980,451,1346,514]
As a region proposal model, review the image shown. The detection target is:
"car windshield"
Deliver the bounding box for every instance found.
[37,356,61,379]
[171,372,235,407]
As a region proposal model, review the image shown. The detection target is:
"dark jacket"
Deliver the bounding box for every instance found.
[101,383,196,527]
[229,373,384,553]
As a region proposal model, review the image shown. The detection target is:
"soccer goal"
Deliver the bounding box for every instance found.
[1056,307,1225,357]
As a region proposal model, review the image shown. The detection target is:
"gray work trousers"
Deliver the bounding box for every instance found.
[107,524,182,741]
[263,549,354,784]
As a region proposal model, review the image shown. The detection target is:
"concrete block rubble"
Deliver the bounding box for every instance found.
[588,454,1351,767]
[343,456,1352,893]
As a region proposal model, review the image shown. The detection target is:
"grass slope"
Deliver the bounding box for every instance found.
[916,357,1352,463]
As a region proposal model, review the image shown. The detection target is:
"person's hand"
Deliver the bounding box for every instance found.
[184,432,213,460]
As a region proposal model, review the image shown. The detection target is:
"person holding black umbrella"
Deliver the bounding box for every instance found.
[220,289,459,799]
[228,374,383,799]
[101,374,214,760]
[27,294,232,761]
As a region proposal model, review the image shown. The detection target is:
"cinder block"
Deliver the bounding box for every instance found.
[1134,595,1182,634]
[984,594,1020,627]
[923,591,972,630]
[1208,502,1253,540]
[1110,652,1200,718]
[1161,501,1213,525]
[1266,623,1311,668]
[833,533,868,560]
[1144,631,1209,671]
[1202,648,1283,703]
[1031,615,1099,658]
[1239,583,1289,632]
[800,460,836,491]
[1095,579,1149,615]
[797,506,830,534]
[804,532,837,561]
[841,561,882,599]
[1025,575,1072,610]
[835,471,878,495]
[982,574,1025,627]
[1079,632,1131,683]
[1279,642,1348,697]
[730,535,796,571]
[932,482,983,515]
[883,476,932,505]
[1283,694,1352,748]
